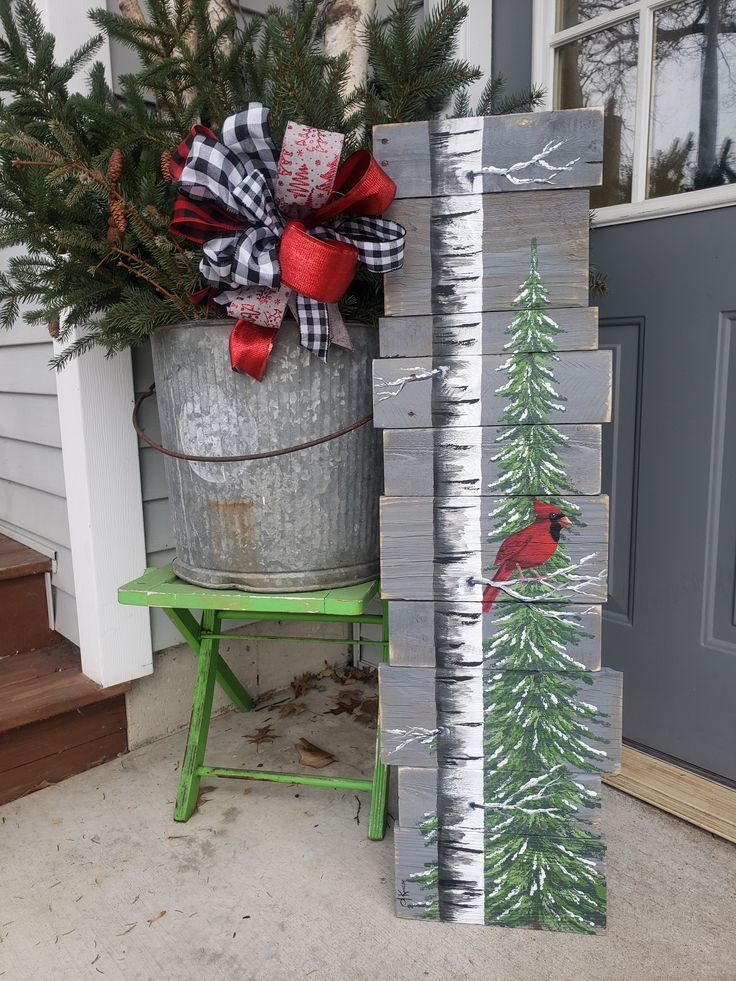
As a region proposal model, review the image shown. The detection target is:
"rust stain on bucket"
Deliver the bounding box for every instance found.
[211,500,256,543]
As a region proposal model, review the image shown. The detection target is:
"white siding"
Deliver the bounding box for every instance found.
[131,342,178,651]
[0,316,79,643]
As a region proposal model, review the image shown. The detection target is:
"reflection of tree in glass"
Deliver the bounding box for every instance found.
[560,0,736,200]
[653,0,736,192]
[558,20,639,207]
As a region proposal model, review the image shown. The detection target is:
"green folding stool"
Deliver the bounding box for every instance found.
[119,565,389,839]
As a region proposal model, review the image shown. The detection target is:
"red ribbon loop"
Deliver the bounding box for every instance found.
[229,320,278,383]
[170,196,249,245]
[279,221,357,303]
[307,151,397,227]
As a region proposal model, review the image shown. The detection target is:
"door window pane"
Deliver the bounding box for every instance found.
[557,1,633,30]
[648,0,736,198]
[556,19,639,207]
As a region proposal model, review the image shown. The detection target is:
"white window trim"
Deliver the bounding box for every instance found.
[532,0,736,226]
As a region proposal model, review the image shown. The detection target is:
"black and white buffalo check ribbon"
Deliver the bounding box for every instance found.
[174,103,406,364]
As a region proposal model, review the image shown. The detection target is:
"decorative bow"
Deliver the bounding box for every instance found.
[168,104,406,380]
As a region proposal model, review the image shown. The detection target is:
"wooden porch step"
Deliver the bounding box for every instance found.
[0,534,52,581]
[0,533,58,655]
[0,642,130,805]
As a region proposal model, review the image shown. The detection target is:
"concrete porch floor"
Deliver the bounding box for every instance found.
[1,682,735,981]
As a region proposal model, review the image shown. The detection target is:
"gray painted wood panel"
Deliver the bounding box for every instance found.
[394,825,606,926]
[380,495,609,603]
[388,600,602,671]
[384,426,601,497]
[383,190,590,315]
[373,352,612,429]
[380,665,622,770]
[397,767,603,831]
[374,109,603,199]
[379,307,599,357]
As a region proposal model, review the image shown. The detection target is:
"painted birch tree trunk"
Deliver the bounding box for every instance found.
[429,171,486,919]
[324,0,377,96]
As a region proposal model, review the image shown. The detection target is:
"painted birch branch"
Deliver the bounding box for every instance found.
[470,139,581,185]
[374,365,450,401]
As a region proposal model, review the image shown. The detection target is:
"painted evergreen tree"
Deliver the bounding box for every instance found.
[483,239,609,933]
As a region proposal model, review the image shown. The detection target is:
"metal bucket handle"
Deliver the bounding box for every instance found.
[133,384,374,463]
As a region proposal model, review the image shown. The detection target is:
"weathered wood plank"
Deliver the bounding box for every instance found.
[394,826,606,927]
[388,601,602,671]
[383,190,590,316]
[380,666,623,771]
[373,352,612,429]
[383,426,601,497]
[380,495,609,603]
[397,767,603,831]
[374,109,604,199]
[379,307,599,358]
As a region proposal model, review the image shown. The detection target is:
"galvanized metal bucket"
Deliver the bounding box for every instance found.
[149,319,381,591]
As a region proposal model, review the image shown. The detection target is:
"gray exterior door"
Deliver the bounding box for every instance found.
[593,205,736,782]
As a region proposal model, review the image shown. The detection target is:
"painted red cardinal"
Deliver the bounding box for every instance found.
[482,500,572,612]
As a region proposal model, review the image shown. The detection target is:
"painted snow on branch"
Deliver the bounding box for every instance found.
[470,139,581,186]
[482,240,608,933]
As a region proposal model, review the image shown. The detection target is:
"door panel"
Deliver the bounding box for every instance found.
[600,320,644,624]
[594,205,736,781]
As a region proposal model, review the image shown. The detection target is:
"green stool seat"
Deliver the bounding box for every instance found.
[118,566,389,839]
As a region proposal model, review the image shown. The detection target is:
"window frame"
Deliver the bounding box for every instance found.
[532,0,736,226]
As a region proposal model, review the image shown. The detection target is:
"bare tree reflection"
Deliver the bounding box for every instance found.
[559,0,736,200]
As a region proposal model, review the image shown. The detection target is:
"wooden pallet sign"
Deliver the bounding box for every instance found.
[373,107,623,933]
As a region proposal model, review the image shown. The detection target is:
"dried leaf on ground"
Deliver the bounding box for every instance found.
[295,738,336,769]
[291,672,317,698]
[196,785,216,808]
[279,702,306,718]
[345,665,377,684]
[147,911,166,926]
[245,725,276,747]
[328,690,364,716]
[355,696,379,727]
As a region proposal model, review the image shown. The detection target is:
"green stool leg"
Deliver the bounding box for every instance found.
[164,607,252,712]
[368,601,390,841]
[174,609,220,822]
[214,655,253,712]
